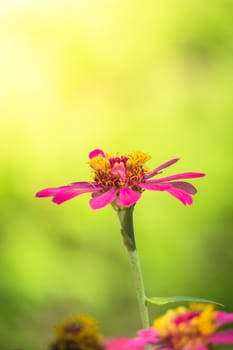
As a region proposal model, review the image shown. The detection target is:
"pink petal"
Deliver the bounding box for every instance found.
[53,187,98,205]
[183,347,207,350]
[110,164,127,181]
[138,182,193,205]
[70,181,99,188]
[150,172,206,183]
[36,187,67,197]
[137,328,159,339]
[138,182,172,191]
[146,158,180,179]
[89,189,117,209]
[124,337,150,347]
[36,183,103,205]
[36,183,101,198]
[117,188,141,207]
[167,187,193,205]
[105,338,144,350]
[215,311,233,326]
[174,311,199,324]
[89,149,105,159]
[209,330,233,344]
[170,181,197,195]
[125,328,160,347]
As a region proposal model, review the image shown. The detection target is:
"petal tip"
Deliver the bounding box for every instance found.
[89,149,105,159]
[52,198,61,205]
[35,188,56,198]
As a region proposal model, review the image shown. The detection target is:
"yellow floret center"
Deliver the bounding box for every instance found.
[153,304,217,349]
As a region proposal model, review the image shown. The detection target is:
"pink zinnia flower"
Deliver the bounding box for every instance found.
[127,303,233,350]
[36,149,205,209]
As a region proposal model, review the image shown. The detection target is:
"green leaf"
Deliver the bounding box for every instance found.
[146,296,224,307]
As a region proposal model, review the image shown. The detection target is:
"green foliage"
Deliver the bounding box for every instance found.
[146,296,224,307]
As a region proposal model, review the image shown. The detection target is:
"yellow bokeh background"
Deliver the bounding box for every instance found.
[0,1,233,349]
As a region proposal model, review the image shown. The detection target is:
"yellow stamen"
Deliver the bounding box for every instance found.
[191,304,217,336]
[89,154,110,171]
[126,151,151,168]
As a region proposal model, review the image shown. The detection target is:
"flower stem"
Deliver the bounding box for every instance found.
[115,205,150,328]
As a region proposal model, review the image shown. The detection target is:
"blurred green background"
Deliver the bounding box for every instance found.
[0,0,233,349]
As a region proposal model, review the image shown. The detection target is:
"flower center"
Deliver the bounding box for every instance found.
[64,322,82,335]
[88,151,151,189]
[153,304,217,349]
[53,314,104,350]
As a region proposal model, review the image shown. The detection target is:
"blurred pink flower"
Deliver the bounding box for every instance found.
[49,314,147,350]
[36,149,205,209]
[105,338,144,350]
[127,304,233,350]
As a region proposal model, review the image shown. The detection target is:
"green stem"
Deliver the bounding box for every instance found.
[115,205,150,328]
